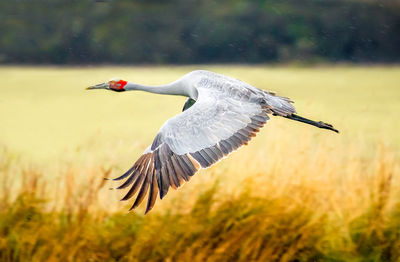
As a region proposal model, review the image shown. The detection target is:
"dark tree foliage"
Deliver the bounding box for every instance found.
[0,0,399,64]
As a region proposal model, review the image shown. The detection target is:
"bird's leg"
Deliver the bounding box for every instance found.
[182,98,196,112]
[283,114,339,133]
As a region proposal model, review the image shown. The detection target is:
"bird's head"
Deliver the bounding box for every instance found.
[86,78,128,92]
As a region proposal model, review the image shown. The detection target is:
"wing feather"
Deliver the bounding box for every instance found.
[145,171,158,214]
[130,158,153,210]
[121,155,149,201]
[116,155,147,189]
[166,160,179,189]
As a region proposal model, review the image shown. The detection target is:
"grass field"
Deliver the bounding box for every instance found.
[0,65,399,261]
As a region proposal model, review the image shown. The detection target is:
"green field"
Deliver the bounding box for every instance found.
[0,66,399,261]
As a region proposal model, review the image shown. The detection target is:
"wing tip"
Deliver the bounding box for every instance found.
[114,144,200,214]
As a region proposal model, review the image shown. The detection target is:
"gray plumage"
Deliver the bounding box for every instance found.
[151,71,295,155]
[87,70,338,213]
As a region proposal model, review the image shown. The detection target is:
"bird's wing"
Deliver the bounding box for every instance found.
[113,86,292,213]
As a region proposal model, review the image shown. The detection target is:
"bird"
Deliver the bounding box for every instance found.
[87,70,338,214]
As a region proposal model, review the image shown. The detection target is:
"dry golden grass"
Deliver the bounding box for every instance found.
[0,65,399,261]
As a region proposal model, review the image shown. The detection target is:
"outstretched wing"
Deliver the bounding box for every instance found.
[113,85,294,213]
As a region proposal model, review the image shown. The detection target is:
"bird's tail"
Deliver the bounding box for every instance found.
[283,114,339,133]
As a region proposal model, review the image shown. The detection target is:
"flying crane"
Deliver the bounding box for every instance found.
[87,70,338,213]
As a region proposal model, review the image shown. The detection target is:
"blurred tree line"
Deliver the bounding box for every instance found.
[0,0,399,64]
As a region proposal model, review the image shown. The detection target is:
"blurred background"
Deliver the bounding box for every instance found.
[1,0,399,64]
[0,1,400,261]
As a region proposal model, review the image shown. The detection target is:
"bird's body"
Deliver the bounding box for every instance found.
[87,70,338,213]
[146,70,295,155]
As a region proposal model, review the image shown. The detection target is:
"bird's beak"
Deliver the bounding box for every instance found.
[86,82,109,90]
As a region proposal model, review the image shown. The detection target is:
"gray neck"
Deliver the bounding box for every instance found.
[125,80,188,97]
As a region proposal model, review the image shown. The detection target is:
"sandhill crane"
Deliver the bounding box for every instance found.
[87,70,338,213]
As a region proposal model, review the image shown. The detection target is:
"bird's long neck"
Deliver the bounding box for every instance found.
[125,80,188,97]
